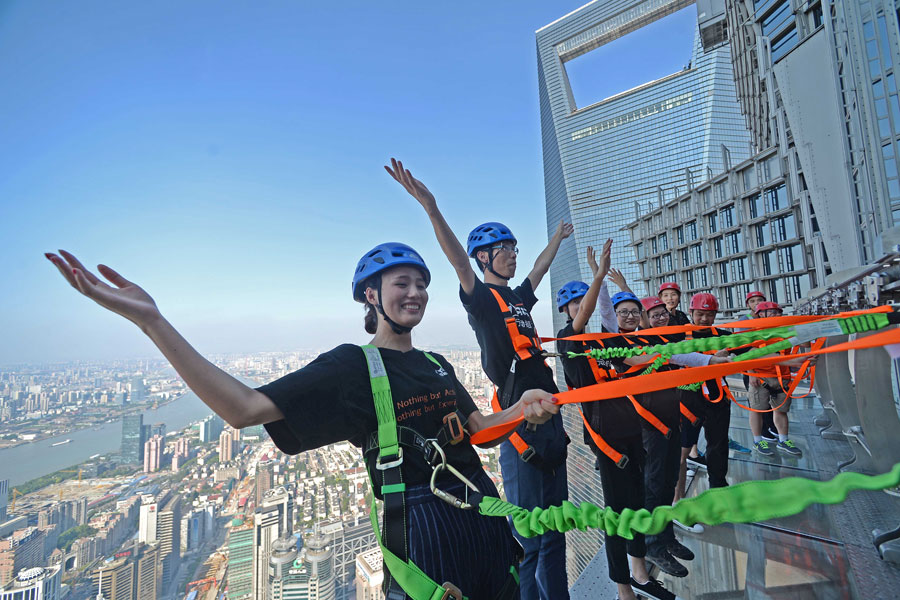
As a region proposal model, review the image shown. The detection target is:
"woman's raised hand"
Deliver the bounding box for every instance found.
[45,250,161,329]
[588,239,612,279]
[384,158,437,212]
[608,267,628,291]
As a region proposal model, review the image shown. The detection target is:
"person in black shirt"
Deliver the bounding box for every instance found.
[46,243,561,600]
[556,245,679,600]
[658,282,690,326]
[386,158,571,600]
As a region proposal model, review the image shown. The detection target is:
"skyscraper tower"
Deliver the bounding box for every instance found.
[120,415,145,465]
[268,535,298,599]
[255,460,274,507]
[227,518,254,600]
[156,496,181,594]
[253,487,293,600]
[537,0,751,581]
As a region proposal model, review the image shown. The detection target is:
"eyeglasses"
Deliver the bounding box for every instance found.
[616,309,641,317]
[491,244,519,255]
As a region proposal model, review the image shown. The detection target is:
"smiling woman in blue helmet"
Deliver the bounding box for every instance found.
[46,244,561,600]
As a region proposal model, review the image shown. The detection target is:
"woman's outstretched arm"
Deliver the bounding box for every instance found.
[465,389,559,448]
[45,250,284,429]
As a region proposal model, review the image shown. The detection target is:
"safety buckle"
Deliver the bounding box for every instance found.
[439,582,463,600]
[443,412,465,445]
[375,448,403,471]
[520,446,537,463]
[429,441,479,510]
[615,455,630,469]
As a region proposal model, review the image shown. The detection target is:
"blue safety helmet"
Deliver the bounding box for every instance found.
[352,243,431,303]
[466,222,516,257]
[611,291,641,310]
[556,281,590,312]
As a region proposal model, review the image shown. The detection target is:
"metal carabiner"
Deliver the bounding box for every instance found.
[428,440,480,510]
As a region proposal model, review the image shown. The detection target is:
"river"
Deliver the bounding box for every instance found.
[0,391,218,487]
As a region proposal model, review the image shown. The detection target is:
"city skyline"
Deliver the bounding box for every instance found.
[1,0,697,364]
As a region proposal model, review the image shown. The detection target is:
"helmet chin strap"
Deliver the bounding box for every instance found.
[486,248,511,281]
[374,280,412,335]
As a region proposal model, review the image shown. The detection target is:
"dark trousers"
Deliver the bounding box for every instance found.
[499,442,569,600]
[704,403,731,488]
[405,470,520,599]
[642,425,681,553]
[596,435,646,584]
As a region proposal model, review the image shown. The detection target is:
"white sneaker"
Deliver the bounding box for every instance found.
[673,519,705,534]
[686,467,696,478]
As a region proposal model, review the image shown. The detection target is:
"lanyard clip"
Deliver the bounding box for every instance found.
[428,441,479,510]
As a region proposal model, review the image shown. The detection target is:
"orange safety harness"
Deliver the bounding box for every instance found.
[487,288,552,469]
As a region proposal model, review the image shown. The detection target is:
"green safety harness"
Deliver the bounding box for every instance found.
[361,345,519,600]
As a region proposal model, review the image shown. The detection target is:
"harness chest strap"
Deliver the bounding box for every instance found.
[489,287,543,360]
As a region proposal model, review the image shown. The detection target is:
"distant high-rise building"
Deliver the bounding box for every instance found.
[268,536,298,599]
[179,510,205,554]
[537,0,752,581]
[129,377,147,404]
[133,543,160,600]
[353,548,383,600]
[0,565,61,600]
[198,415,224,443]
[0,480,8,523]
[138,503,157,545]
[120,415,145,465]
[0,528,46,586]
[255,461,274,507]
[142,435,163,474]
[149,423,166,439]
[270,533,336,600]
[319,518,378,600]
[90,555,134,600]
[226,518,254,600]
[156,496,181,595]
[218,430,235,463]
[253,488,293,600]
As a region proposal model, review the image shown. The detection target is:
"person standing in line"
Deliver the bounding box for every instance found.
[658,282,690,326]
[748,301,815,458]
[386,159,571,600]
[743,290,778,443]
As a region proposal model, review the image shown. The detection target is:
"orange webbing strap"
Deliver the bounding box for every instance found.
[701,378,725,404]
[468,325,900,445]
[680,403,700,426]
[780,338,825,399]
[627,395,670,438]
[578,406,628,468]
[489,287,542,360]
[491,389,532,459]
[538,305,895,343]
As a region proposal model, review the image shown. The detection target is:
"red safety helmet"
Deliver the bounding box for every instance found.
[689,293,719,312]
[658,282,681,295]
[745,290,766,305]
[754,301,782,315]
[641,296,666,312]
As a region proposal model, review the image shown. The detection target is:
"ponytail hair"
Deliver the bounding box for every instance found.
[361,274,381,334]
[364,302,378,334]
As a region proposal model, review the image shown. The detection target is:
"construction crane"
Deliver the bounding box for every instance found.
[10,488,23,512]
[59,468,84,482]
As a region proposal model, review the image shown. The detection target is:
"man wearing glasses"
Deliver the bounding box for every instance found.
[387,158,573,600]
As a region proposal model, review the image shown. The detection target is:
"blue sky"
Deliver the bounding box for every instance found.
[0,1,697,364]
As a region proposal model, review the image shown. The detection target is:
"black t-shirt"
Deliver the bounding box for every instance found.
[557,322,641,444]
[460,277,557,404]
[257,344,482,498]
[668,309,690,326]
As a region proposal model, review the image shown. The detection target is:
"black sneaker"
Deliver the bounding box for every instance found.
[686,454,707,470]
[754,440,775,456]
[667,540,695,561]
[777,439,803,457]
[630,576,676,600]
[763,427,779,442]
[646,550,689,577]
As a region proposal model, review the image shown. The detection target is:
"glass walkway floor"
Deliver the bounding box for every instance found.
[570,393,900,599]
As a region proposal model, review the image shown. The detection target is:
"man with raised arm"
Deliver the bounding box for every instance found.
[386,158,571,600]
